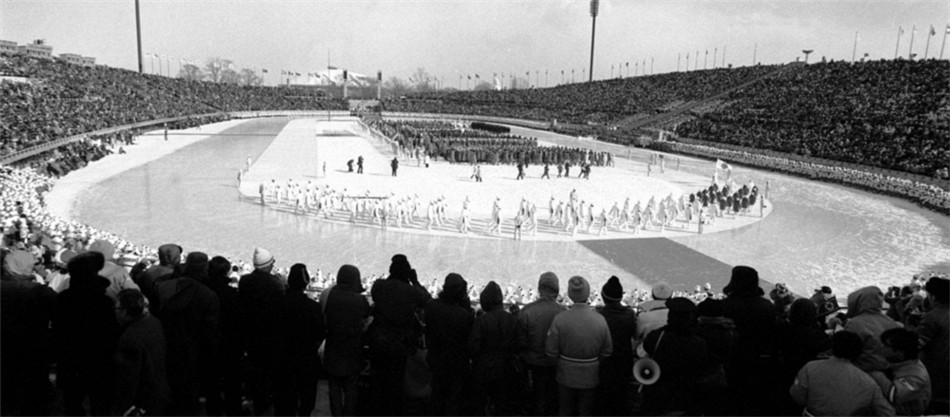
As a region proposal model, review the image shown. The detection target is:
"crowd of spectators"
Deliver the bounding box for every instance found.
[382,65,782,125]
[674,59,950,178]
[0,52,346,159]
[372,120,614,167]
[3,146,949,416]
[652,140,950,214]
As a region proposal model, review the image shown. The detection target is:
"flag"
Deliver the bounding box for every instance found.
[899,26,904,35]
[946,24,950,34]
[931,25,937,36]
[715,159,733,171]
[467,75,471,80]
[262,68,268,73]
[475,74,480,79]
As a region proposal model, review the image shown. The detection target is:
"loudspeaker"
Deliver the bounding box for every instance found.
[633,358,661,385]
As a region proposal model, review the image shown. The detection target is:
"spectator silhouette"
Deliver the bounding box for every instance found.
[323,264,371,416]
[517,272,564,416]
[152,251,220,416]
[640,298,708,416]
[367,254,430,415]
[114,288,171,416]
[470,280,520,416]
[52,251,118,416]
[0,250,57,415]
[274,264,326,416]
[238,247,285,415]
[916,277,949,414]
[425,273,475,416]
[844,286,900,372]
[594,276,636,416]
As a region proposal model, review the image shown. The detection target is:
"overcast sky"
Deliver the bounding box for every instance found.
[3,0,947,85]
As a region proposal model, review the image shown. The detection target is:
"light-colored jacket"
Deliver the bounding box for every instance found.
[545,303,612,389]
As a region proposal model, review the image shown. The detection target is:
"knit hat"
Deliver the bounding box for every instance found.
[480,281,503,310]
[3,250,35,277]
[336,264,364,293]
[442,273,467,298]
[538,271,559,296]
[601,276,623,302]
[253,247,275,269]
[568,275,590,303]
[651,282,673,300]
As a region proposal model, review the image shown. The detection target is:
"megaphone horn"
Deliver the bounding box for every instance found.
[633,358,661,385]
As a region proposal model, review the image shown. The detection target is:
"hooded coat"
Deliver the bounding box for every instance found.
[469,282,519,383]
[323,266,371,377]
[845,286,900,372]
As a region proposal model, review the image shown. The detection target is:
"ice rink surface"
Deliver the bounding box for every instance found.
[48,117,950,297]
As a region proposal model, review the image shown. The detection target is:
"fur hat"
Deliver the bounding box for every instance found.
[651,282,673,300]
[183,252,210,280]
[601,276,623,302]
[389,254,413,282]
[538,272,559,296]
[253,247,275,269]
[568,276,590,303]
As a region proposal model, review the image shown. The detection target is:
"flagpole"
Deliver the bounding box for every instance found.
[941,25,949,59]
[677,53,681,72]
[908,25,916,59]
[852,31,858,63]
[895,26,903,59]
[650,57,654,74]
[713,47,718,68]
[924,26,933,59]
[722,45,726,67]
[753,43,757,66]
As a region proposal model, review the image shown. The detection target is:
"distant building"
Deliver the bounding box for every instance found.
[17,39,53,59]
[60,53,96,66]
[0,40,17,54]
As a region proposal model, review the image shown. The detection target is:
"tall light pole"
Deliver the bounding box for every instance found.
[135,0,143,73]
[802,49,813,63]
[589,0,599,83]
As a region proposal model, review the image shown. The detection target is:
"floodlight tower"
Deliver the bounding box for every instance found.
[802,49,813,63]
[135,0,143,73]
[589,0,599,83]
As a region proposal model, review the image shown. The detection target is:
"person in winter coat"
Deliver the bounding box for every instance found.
[136,243,182,305]
[772,298,832,415]
[844,286,901,373]
[204,256,244,416]
[470,281,520,416]
[323,264,370,416]
[367,254,431,415]
[517,272,564,416]
[425,273,475,416]
[53,251,119,416]
[640,298,709,416]
[693,298,737,416]
[916,277,948,414]
[274,264,326,417]
[152,251,220,416]
[238,247,285,414]
[545,276,612,416]
[87,239,139,300]
[870,328,932,416]
[720,265,776,415]
[114,289,171,416]
[594,276,636,416]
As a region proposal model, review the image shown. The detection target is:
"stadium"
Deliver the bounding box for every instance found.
[1,1,949,416]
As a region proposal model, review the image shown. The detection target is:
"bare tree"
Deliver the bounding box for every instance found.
[204,57,235,83]
[410,68,437,92]
[178,64,204,81]
[239,68,262,86]
[383,76,411,97]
